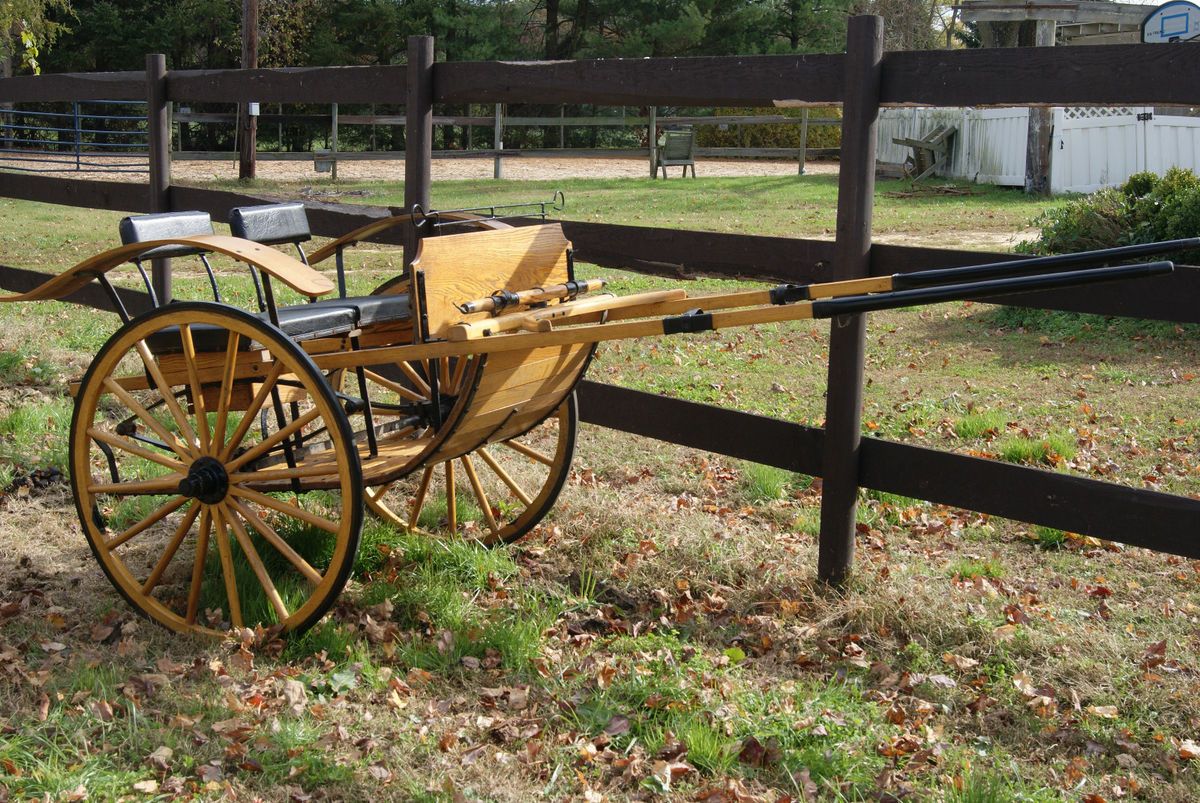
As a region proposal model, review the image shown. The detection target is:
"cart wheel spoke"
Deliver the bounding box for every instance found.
[229,498,323,586]
[220,360,285,462]
[179,324,210,452]
[213,507,244,629]
[364,395,577,546]
[501,439,555,466]
[222,503,290,623]
[141,502,199,595]
[228,486,341,534]
[445,460,458,533]
[225,407,322,472]
[186,507,212,625]
[477,447,532,506]
[134,339,199,451]
[73,303,362,637]
[101,377,193,461]
[362,369,429,403]
[106,495,189,550]
[408,466,436,530]
[88,427,188,473]
[461,454,500,540]
[212,331,241,456]
[396,360,431,398]
[89,474,184,496]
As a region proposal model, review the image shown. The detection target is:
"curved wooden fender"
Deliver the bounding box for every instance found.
[0,234,334,303]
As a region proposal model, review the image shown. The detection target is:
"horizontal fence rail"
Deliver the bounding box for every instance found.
[434,55,847,107]
[167,66,405,104]
[2,45,1197,110]
[0,70,143,103]
[1,24,1198,569]
[576,383,1200,560]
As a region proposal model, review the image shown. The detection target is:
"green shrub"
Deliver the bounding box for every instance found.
[695,106,842,150]
[1020,167,1200,262]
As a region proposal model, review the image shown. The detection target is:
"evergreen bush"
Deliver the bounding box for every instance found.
[1019,167,1200,263]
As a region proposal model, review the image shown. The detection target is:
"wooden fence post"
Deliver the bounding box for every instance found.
[493,103,503,180]
[798,108,809,176]
[239,0,258,180]
[405,36,434,270]
[816,15,883,585]
[331,102,339,182]
[146,53,172,303]
[649,106,657,178]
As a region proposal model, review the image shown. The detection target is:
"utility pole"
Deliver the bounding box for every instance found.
[239,0,259,180]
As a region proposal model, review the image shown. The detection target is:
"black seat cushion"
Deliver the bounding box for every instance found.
[313,293,411,327]
[119,211,215,261]
[145,294,411,355]
[229,203,312,246]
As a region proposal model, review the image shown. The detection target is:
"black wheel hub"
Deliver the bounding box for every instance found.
[178,456,229,504]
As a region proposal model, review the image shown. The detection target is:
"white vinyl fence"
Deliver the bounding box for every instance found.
[878,106,1200,194]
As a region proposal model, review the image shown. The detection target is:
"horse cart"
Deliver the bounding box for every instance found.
[0,199,1185,637]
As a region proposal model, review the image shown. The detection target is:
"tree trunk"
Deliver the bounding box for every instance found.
[545,0,560,59]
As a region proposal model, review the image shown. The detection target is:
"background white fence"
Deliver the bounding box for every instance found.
[879,106,1200,193]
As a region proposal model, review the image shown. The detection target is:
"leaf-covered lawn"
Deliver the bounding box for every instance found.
[0,177,1198,800]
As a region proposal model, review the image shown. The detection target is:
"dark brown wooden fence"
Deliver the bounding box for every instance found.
[1,16,1198,576]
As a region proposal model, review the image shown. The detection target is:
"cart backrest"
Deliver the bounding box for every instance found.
[229,203,312,248]
[412,223,572,340]
[119,211,214,261]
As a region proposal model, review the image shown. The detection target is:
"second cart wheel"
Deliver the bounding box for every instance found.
[364,393,577,545]
[70,303,362,637]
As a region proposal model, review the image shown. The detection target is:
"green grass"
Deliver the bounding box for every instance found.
[193,174,1060,243]
[0,397,73,471]
[954,409,1008,440]
[983,303,1200,342]
[738,462,793,503]
[996,431,1077,466]
[2,175,1200,800]
[945,557,1006,580]
[1034,525,1067,550]
[0,350,56,386]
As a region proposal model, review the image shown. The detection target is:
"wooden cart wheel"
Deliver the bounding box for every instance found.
[364,393,578,546]
[69,302,362,637]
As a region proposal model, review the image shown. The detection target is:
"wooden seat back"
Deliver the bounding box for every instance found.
[660,128,695,163]
[411,224,572,341]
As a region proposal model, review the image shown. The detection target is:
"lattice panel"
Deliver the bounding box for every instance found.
[1061,107,1137,119]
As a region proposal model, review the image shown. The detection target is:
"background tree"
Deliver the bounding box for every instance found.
[852,0,948,50]
[2,0,69,78]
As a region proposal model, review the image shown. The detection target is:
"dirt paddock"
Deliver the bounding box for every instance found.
[0,153,838,184]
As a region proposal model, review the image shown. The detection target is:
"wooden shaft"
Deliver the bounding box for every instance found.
[314,297,819,372]
[809,275,893,298]
[568,277,896,326]
[451,275,904,341]
[581,289,768,323]
[447,288,687,340]
[456,278,607,315]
